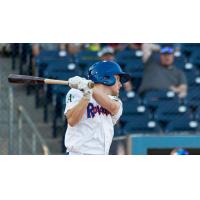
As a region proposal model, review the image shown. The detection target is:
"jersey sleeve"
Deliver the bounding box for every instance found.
[64,89,83,115]
[108,96,123,125]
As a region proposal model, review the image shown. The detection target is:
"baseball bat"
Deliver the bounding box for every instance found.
[8,74,94,89]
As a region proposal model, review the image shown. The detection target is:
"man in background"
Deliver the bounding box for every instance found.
[139,44,187,98]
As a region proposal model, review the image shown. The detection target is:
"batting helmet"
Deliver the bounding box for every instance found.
[88,61,131,86]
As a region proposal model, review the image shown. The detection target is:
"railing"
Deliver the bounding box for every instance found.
[17,105,50,155]
[9,86,14,154]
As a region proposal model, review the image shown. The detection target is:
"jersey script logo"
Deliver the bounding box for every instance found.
[87,103,111,118]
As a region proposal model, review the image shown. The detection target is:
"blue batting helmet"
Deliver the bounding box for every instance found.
[88,61,131,86]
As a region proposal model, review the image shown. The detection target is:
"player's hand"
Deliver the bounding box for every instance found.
[77,79,91,91]
[68,76,93,100]
[68,76,85,89]
[78,79,93,100]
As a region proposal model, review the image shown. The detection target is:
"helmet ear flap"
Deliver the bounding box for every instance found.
[102,75,116,86]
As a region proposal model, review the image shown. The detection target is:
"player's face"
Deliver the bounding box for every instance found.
[110,75,122,96]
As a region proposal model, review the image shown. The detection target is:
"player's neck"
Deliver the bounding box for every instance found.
[95,84,112,95]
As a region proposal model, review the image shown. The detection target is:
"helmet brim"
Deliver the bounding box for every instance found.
[118,73,131,84]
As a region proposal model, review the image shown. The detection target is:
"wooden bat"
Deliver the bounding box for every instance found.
[8,74,94,89]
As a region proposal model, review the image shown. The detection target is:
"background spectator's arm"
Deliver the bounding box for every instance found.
[142,43,160,63]
[170,84,187,98]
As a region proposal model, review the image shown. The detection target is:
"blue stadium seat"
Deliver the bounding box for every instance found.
[51,85,69,138]
[123,98,145,115]
[42,71,78,122]
[34,50,61,64]
[154,100,189,123]
[44,60,81,78]
[120,108,153,127]
[77,50,99,67]
[45,68,81,80]
[193,105,200,121]
[114,123,124,137]
[190,51,200,66]
[174,56,187,69]
[116,49,138,64]
[124,59,144,78]
[165,114,199,133]
[142,90,179,109]
[186,86,200,107]
[123,115,162,134]
[119,89,141,102]
[181,64,199,85]
[34,51,70,77]
[35,69,80,110]
[182,44,200,59]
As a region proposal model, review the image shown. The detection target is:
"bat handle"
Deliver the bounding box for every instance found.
[44,78,95,89]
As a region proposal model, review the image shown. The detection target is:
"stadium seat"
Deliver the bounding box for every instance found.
[116,49,138,65]
[181,64,199,85]
[123,115,162,134]
[34,50,60,64]
[189,49,200,66]
[119,89,141,102]
[124,59,144,78]
[116,49,133,60]
[142,90,179,109]
[77,50,99,67]
[34,51,69,77]
[76,50,99,77]
[35,67,80,109]
[120,107,153,128]
[154,100,189,123]
[174,56,187,69]
[44,61,81,78]
[42,71,77,122]
[114,122,124,137]
[186,86,200,107]
[123,98,145,115]
[165,114,199,133]
[192,104,200,121]
[182,44,200,59]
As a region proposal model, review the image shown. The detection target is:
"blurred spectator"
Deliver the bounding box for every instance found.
[32,43,60,56]
[98,46,135,98]
[84,43,101,51]
[66,43,81,62]
[108,43,128,52]
[66,43,81,55]
[170,147,189,155]
[98,46,115,61]
[139,44,188,98]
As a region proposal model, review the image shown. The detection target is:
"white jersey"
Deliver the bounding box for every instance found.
[64,88,123,155]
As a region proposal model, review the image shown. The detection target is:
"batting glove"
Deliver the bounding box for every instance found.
[83,88,93,101]
[68,76,85,89]
[68,76,93,100]
[78,79,93,101]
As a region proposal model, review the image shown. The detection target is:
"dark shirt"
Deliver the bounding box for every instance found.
[139,55,187,95]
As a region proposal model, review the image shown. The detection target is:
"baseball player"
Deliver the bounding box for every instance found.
[64,61,131,155]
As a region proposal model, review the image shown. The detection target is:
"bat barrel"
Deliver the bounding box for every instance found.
[8,74,94,88]
[8,74,45,84]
